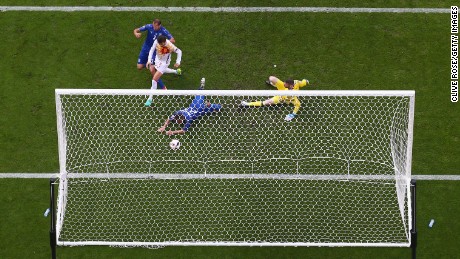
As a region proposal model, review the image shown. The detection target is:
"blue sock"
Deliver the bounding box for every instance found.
[158,79,165,89]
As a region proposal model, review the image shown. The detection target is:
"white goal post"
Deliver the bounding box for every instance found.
[54,89,415,247]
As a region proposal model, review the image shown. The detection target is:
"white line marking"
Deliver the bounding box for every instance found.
[0,173,459,180]
[0,173,58,179]
[0,6,450,13]
[412,175,460,180]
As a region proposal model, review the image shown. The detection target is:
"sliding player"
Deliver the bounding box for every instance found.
[240,76,310,121]
[157,78,222,135]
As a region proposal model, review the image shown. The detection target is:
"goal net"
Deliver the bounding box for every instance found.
[55,89,415,247]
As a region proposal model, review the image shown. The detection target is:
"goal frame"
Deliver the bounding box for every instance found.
[53,89,415,249]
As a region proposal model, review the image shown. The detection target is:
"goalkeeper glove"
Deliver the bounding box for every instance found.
[285,113,296,121]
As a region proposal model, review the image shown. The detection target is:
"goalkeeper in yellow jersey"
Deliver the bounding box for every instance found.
[240,76,310,121]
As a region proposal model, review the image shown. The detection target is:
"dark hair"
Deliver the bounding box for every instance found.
[285,79,294,85]
[174,114,185,123]
[153,19,161,25]
[157,35,167,44]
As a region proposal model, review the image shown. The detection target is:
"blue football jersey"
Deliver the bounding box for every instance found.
[139,24,174,47]
[170,103,221,132]
[170,108,199,132]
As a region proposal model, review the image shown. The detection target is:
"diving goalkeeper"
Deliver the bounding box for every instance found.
[240,76,310,121]
[157,78,222,136]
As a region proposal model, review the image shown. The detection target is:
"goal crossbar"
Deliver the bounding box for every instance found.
[55,88,415,97]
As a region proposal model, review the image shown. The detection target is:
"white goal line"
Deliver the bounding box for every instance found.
[57,240,410,247]
[1,173,459,180]
[0,6,450,13]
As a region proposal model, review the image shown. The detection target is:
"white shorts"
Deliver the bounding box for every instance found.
[154,58,171,74]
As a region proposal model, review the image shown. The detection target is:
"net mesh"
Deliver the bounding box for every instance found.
[56,90,412,246]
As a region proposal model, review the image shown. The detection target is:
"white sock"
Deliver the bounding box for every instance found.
[151,80,158,90]
[148,80,158,99]
[164,68,176,74]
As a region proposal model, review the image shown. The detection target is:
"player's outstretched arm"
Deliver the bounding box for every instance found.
[133,28,142,38]
[285,98,301,121]
[158,118,170,132]
[296,79,310,88]
[174,48,182,68]
[166,129,185,136]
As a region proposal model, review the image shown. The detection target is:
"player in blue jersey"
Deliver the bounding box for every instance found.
[157,78,222,136]
[133,19,181,81]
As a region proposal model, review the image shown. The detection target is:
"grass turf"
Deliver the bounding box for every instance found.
[0,179,458,258]
[0,0,454,8]
[0,12,458,174]
[0,5,459,259]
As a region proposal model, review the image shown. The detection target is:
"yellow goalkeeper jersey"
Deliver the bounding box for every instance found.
[273,79,308,114]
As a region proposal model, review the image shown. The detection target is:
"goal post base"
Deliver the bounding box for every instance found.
[49,178,57,259]
[410,179,417,259]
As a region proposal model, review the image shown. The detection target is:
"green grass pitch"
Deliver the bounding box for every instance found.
[0,1,459,258]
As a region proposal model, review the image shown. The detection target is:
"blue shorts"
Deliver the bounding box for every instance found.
[137,43,151,65]
[189,96,222,112]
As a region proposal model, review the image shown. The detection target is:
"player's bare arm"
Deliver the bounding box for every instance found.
[157,119,170,132]
[166,129,185,136]
[173,48,182,68]
[133,28,142,38]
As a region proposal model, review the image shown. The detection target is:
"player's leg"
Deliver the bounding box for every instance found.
[146,57,166,89]
[148,50,158,76]
[151,60,168,90]
[199,78,205,90]
[151,70,163,89]
[190,95,206,109]
[296,79,309,87]
[190,78,206,109]
[262,96,280,106]
[207,103,222,112]
[266,76,281,87]
[148,60,155,75]
[241,100,263,106]
[157,79,167,90]
[241,96,278,107]
[163,67,182,76]
[145,67,165,107]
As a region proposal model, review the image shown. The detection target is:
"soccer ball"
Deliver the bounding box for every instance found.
[169,139,181,150]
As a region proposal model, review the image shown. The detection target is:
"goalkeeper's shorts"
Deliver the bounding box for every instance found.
[272,95,283,104]
[272,95,295,104]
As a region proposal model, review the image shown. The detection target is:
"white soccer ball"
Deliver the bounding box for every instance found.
[169,139,181,150]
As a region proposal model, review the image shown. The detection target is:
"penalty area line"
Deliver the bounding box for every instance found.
[0,6,450,13]
[0,173,459,180]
